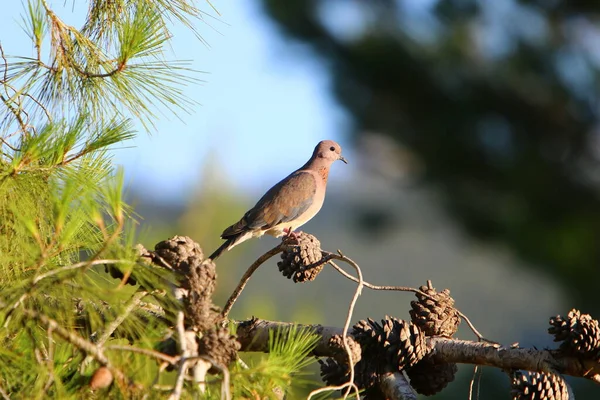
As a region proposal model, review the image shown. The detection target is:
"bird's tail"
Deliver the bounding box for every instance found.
[208,231,253,261]
[208,239,233,261]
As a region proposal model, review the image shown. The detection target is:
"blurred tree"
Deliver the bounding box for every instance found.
[257,0,600,310]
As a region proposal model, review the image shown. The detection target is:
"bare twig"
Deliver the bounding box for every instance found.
[97,290,149,346]
[185,356,231,400]
[22,308,109,364]
[326,259,419,294]
[105,344,177,365]
[32,259,135,284]
[0,137,19,152]
[152,363,170,391]
[43,327,55,393]
[39,0,127,79]
[325,259,493,343]
[221,244,283,319]
[169,312,192,400]
[456,310,492,343]
[468,365,480,400]
[193,359,212,393]
[4,259,133,327]
[4,259,133,328]
[0,44,30,138]
[0,384,9,400]
[170,359,190,400]
[307,378,360,400]
[307,251,364,400]
[0,43,8,87]
[20,307,129,388]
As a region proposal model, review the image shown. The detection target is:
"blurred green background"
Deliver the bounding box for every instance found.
[4,0,597,398]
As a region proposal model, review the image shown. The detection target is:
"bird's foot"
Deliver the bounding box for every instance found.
[283,227,302,240]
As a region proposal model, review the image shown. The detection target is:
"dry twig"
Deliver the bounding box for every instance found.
[307,250,363,399]
[325,259,493,342]
[221,245,283,319]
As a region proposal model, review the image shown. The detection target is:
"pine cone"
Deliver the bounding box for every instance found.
[406,357,457,395]
[153,236,220,330]
[549,309,600,360]
[318,356,380,396]
[353,317,428,371]
[384,317,428,369]
[155,235,204,279]
[354,358,382,392]
[410,282,460,337]
[198,327,241,371]
[319,357,348,386]
[277,233,324,282]
[511,371,569,400]
[329,334,362,365]
[186,257,219,331]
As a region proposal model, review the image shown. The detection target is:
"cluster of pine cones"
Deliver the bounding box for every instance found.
[278,234,597,399]
[136,235,597,399]
[320,282,460,398]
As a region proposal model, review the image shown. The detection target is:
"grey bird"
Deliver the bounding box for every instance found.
[208,140,347,261]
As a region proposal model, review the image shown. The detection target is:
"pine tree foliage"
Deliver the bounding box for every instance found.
[1,1,320,398]
[226,327,320,399]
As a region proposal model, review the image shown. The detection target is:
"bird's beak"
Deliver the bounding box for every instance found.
[339,156,348,164]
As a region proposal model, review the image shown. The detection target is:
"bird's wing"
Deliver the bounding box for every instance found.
[221,171,317,238]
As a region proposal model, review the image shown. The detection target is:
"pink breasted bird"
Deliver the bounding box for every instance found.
[208,140,347,261]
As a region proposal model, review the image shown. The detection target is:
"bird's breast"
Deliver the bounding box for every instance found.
[266,188,326,237]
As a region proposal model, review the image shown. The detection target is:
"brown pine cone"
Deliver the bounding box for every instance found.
[186,257,219,331]
[511,371,569,400]
[277,233,324,282]
[410,281,460,337]
[383,317,428,370]
[406,357,457,395]
[352,317,428,371]
[319,357,348,386]
[352,318,382,353]
[198,327,241,372]
[154,236,205,285]
[549,309,600,360]
[328,334,362,365]
[318,356,381,396]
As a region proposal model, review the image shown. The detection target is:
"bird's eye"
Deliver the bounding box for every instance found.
[330,146,335,151]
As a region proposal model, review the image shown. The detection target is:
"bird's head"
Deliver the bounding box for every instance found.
[314,140,348,164]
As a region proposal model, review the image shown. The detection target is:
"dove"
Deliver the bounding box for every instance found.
[208,140,347,261]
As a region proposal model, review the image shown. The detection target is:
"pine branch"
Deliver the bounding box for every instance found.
[234,317,600,384]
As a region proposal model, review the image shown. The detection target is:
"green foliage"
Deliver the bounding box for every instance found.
[229,326,320,399]
[5,0,197,132]
[1,1,324,398]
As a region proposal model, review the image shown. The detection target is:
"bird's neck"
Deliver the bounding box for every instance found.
[317,166,329,182]
[302,158,331,182]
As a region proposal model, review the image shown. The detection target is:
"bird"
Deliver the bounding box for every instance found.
[208,140,347,261]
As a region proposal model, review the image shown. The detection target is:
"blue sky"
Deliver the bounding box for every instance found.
[0,1,349,203]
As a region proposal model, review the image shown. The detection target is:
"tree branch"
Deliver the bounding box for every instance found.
[380,371,417,400]
[234,317,600,384]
